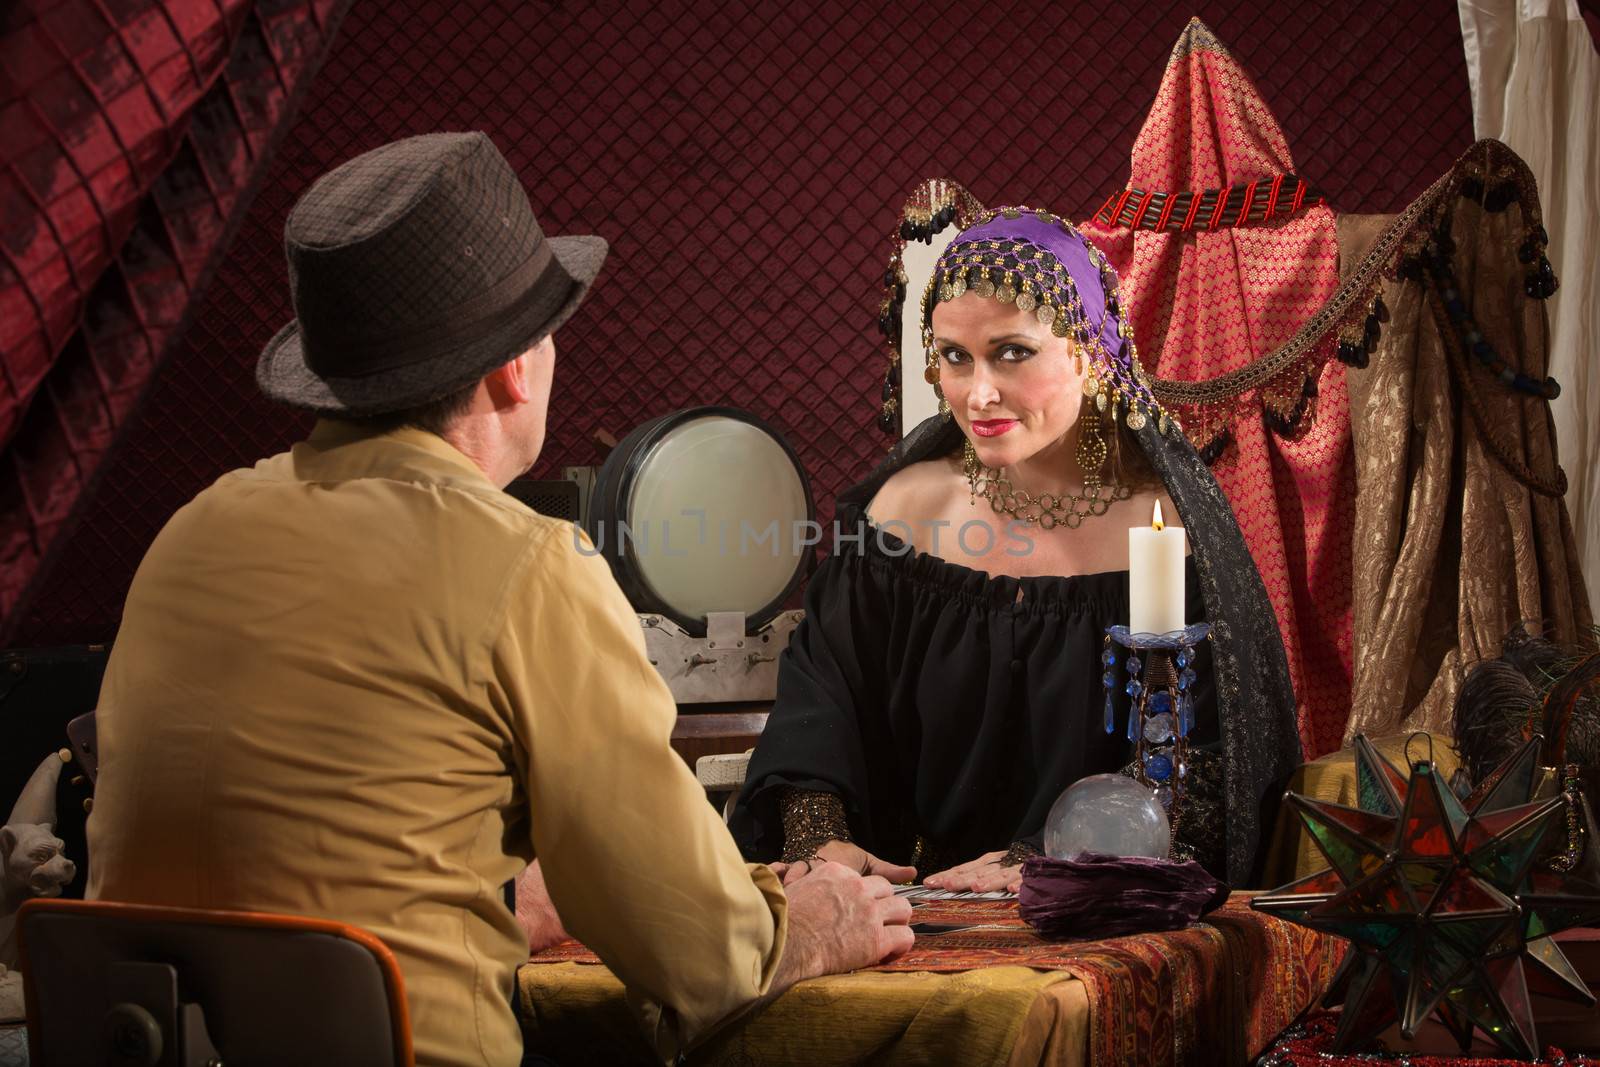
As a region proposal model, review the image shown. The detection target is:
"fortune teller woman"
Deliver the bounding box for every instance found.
[729,209,1300,889]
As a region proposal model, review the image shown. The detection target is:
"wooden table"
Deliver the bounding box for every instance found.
[518,894,1344,1067]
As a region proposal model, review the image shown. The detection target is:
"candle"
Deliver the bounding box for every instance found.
[1128,500,1186,636]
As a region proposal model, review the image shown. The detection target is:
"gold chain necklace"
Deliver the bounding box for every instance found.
[972,467,1131,530]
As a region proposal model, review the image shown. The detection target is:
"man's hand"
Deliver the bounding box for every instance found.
[782,840,917,885]
[515,860,569,954]
[923,850,1022,893]
[768,860,912,999]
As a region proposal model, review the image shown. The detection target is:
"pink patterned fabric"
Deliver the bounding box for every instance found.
[1082,19,1354,758]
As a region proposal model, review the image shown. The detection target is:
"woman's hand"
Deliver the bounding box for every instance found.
[924,850,1023,893]
[782,840,917,886]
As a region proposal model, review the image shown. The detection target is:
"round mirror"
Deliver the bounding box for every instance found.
[587,406,814,636]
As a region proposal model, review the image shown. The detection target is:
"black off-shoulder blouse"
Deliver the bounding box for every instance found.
[729,497,1216,875]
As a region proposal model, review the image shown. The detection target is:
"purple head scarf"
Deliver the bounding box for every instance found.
[922,207,1172,436]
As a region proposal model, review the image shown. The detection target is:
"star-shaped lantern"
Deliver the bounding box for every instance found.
[1254,736,1600,1059]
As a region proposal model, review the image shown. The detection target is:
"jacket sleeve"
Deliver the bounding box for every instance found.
[493,521,787,1062]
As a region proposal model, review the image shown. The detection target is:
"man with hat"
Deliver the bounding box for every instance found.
[86,132,911,1066]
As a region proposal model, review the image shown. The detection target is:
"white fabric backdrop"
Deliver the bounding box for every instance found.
[1459,0,1599,616]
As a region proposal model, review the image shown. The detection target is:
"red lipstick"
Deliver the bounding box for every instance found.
[971,419,1018,437]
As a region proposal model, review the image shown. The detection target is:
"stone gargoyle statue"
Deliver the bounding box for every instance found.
[0,751,76,1022]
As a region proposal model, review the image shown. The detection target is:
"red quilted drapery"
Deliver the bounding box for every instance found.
[2,0,251,442]
[0,0,348,622]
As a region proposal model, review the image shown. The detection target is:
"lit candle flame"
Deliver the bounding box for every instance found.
[1151,500,1165,532]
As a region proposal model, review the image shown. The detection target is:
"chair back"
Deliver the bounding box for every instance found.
[18,898,413,1067]
[65,711,98,784]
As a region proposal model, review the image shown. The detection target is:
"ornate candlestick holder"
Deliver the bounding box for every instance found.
[1100,623,1211,835]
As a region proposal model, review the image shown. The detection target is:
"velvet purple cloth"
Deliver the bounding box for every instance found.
[1018,852,1230,939]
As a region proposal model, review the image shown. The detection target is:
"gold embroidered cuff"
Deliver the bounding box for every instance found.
[779,788,849,863]
[1001,839,1043,868]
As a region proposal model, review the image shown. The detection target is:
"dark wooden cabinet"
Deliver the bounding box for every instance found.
[670,703,769,768]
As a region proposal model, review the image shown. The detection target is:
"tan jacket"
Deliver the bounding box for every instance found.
[87,420,787,1066]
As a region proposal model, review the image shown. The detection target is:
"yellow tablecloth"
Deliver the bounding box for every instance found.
[518,895,1343,1066]
[520,963,1087,1066]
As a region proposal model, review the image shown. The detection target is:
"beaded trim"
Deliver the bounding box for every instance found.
[922,207,1178,438]
[1549,764,1587,874]
[778,787,850,863]
[1120,139,1564,462]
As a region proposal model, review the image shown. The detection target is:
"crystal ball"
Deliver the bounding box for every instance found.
[1043,773,1171,860]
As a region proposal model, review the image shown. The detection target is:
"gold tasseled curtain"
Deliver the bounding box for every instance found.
[1337,160,1592,745]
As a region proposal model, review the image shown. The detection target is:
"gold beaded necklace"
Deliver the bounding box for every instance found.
[973,468,1131,529]
[962,414,1131,530]
[965,450,1130,530]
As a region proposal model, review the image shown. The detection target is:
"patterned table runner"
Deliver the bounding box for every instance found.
[526,892,1344,1065]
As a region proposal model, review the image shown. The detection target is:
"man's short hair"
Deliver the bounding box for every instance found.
[350,378,479,437]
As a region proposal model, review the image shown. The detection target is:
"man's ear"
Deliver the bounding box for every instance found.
[0,825,15,861]
[487,351,532,407]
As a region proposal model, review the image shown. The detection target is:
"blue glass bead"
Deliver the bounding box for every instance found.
[1125,679,1143,699]
[1103,694,1114,734]
[1126,655,1142,675]
[1179,696,1194,737]
[1146,753,1173,781]
[1178,668,1197,691]
[1144,712,1174,743]
[1101,649,1116,667]
[1102,671,1116,689]
[1178,759,1187,779]
[1126,708,1139,742]
[1176,648,1191,669]
[1148,690,1173,715]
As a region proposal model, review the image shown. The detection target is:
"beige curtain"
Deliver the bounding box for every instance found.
[1460,0,1600,618]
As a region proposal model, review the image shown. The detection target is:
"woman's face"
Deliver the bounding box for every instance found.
[930,292,1085,472]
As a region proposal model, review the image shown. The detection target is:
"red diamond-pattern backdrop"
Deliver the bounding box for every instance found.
[7,0,1480,644]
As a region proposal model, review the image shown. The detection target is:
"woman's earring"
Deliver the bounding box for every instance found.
[1076,403,1107,492]
[964,439,981,503]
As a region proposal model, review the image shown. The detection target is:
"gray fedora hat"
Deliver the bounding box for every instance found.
[257,131,606,415]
